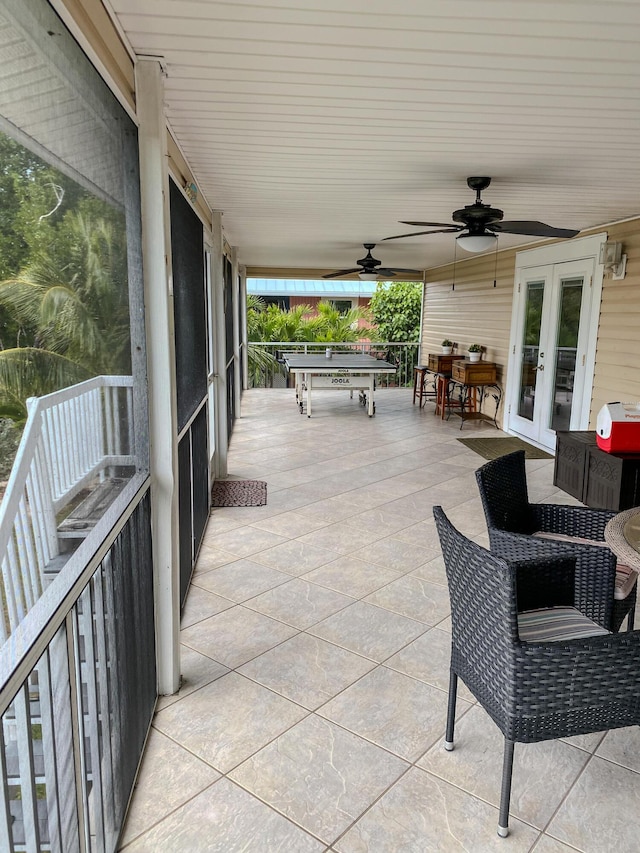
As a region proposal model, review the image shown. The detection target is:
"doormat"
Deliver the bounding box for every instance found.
[457,436,553,461]
[211,479,267,507]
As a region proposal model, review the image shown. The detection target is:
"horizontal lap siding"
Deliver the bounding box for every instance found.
[590,221,640,424]
[421,220,640,431]
[420,250,518,424]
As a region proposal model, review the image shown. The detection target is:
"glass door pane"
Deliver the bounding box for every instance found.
[549,278,582,431]
[517,280,545,421]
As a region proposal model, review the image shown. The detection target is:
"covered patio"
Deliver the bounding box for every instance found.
[2,2,640,849]
[120,388,640,852]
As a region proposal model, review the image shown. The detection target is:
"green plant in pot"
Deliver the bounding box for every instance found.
[468,343,483,362]
[441,338,453,354]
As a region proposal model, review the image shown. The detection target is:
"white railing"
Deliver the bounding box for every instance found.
[0,476,155,852]
[248,341,420,389]
[0,376,135,642]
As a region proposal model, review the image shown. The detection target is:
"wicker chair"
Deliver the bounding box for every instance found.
[433,505,640,838]
[475,450,637,632]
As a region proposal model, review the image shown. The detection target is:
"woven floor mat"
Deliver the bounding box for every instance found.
[457,436,553,461]
[211,479,267,507]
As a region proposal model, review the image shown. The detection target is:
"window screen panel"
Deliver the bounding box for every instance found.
[169,179,207,431]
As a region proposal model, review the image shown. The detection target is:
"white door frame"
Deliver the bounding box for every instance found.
[504,233,608,448]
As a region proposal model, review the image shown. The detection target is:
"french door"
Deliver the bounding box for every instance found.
[506,256,598,451]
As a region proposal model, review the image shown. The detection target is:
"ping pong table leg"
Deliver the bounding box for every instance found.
[307,374,312,417]
[368,375,375,416]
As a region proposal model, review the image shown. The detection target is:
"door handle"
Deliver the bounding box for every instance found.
[534,364,545,371]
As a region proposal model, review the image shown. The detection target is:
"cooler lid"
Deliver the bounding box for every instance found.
[596,402,640,439]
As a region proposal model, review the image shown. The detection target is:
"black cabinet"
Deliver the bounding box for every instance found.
[554,431,640,511]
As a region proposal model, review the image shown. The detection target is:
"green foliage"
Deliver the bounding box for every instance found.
[468,343,482,353]
[557,283,582,347]
[0,135,85,290]
[369,281,422,342]
[0,348,92,425]
[246,296,378,386]
[0,132,131,423]
[247,298,375,344]
[310,301,378,343]
[523,284,544,346]
[248,301,313,343]
[0,418,20,480]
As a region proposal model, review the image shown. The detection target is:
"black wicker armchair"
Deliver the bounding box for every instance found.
[433,505,640,838]
[475,450,637,632]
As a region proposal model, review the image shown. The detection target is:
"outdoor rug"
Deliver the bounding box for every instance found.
[211,479,267,507]
[457,436,553,461]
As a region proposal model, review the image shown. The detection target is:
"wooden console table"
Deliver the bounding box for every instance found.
[446,360,502,429]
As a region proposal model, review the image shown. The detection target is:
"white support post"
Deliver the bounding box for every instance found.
[211,213,228,479]
[239,265,248,390]
[231,247,242,418]
[135,58,180,695]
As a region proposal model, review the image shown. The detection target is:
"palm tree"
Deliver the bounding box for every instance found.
[246,296,379,387]
[0,211,130,423]
[309,300,377,343]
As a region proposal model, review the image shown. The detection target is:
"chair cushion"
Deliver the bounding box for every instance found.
[518,606,610,642]
[533,531,638,600]
[613,563,639,599]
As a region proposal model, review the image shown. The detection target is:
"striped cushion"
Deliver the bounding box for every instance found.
[533,531,638,600]
[613,563,638,599]
[518,606,610,643]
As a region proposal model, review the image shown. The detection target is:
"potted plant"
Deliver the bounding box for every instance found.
[441,338,453,355]
[468,343,483,362]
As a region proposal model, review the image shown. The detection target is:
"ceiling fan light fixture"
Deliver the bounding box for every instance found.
[358,272,379,281]
[456,233,497,253]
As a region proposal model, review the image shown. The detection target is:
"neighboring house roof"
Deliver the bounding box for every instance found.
[247,279,376,298]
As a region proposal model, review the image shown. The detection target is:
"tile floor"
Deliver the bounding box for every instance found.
[119,388,640,852]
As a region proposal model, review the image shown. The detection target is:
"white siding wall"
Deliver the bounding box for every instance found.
[420,220,640,429]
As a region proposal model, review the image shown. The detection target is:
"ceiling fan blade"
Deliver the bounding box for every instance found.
[492,221,580,238]
[322,268,361,279]
[374,269,398,277]
[400,220,460,228]
[383,228,459,241]
[389,267,422,273]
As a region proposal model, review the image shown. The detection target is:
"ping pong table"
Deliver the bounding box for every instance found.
[282,352,397,417]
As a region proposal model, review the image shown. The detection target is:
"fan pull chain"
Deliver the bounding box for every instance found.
[493,236,499,287]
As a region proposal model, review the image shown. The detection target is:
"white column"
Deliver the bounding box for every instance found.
[239,265,248,390]
[212,212,228,479]
[231,247,242,417]
[135,59,180,695]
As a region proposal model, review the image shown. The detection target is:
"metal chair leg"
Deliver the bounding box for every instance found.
[444,670,457,751]
[498,739,515,837]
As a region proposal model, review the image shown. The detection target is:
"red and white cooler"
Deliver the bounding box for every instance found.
[596,402,640,453]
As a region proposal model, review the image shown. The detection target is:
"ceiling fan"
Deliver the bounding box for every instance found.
[384,177,580,252]
[323,244,421,280]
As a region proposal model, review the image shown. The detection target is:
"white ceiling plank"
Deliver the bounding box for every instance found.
[104,0,640,269]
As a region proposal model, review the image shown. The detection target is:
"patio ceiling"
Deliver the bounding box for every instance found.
[109,0,640,275]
